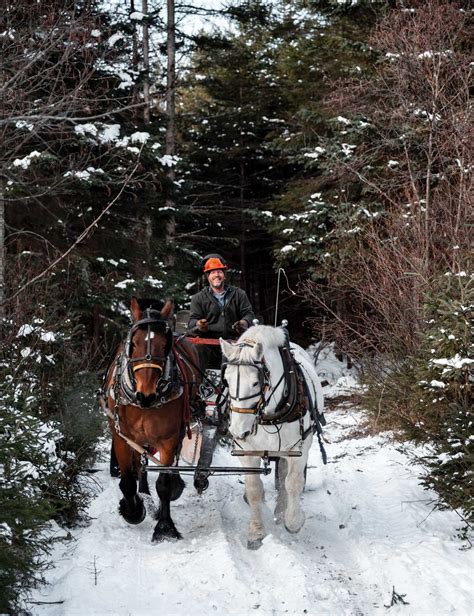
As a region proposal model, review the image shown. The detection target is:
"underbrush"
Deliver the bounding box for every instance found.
[0,325,105,614]
[360,273,473,523]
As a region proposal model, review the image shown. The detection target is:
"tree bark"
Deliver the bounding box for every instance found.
[165,0,176,262]
[130,0,139,120]
[142,0,150,124]
[0,188,4,320]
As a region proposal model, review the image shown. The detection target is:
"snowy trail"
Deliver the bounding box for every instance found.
[30,406,473,616]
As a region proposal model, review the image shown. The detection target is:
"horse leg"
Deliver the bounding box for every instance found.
[138,466,150,495]
[243,457,266,550]
[110,441,120,477]
[152,443,183,542]
[169,473,185,501]
[114,438,146,525]
[152,473,183,542]
[283,456,307,534]
[274,458,288,524]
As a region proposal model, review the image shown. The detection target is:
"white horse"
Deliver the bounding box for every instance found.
[220,325,324,549]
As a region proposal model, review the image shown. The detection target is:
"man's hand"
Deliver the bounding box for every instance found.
[196,318,209,332]
[232,319,248,334]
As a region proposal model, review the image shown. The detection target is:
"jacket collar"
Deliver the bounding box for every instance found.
[206,285,236,305]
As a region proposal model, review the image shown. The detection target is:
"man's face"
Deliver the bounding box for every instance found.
[207,268,225,291]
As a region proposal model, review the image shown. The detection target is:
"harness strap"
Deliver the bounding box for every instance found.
[259,347,303,425]
[132,362,163,373]
[173,347,194,439]
[98,393,163,467]
[111,347,184,409]
[230,405,257,414]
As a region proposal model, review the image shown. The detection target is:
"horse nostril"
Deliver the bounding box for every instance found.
[144,394,157,408]
[136,392,156,408]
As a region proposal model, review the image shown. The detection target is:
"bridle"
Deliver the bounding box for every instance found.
[121,309,174,402]
[222,340,283,417]
[126,310,170,370]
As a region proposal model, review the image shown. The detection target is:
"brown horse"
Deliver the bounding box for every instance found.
[104,296,201,542]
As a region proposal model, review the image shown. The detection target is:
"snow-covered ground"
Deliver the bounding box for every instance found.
[29,401,473,616]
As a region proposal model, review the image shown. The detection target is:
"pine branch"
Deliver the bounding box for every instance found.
[1,146,144,307]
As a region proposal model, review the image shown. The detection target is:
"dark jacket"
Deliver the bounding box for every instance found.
[188,286,255,339]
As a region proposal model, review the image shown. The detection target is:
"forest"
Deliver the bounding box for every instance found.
[0,0,472,612]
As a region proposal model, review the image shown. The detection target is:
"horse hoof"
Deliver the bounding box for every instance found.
[119,496,146,525]
[152,520,182,542]
[284,511,305,534]
[247,537,263,550]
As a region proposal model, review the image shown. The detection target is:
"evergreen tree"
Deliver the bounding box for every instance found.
[413,273,473,519]
[178,2,384,330]
[0,1,185,609]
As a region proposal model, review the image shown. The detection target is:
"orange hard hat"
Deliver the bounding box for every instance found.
[203,257,228,273]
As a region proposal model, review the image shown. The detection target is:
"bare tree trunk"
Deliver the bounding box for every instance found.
[130,0,138,69]
[240,160,246,288]
[142,0,150,124]
[130,0,139,120]
[0,188,4,320]
[239,84,246,287]
[165,0,176,262]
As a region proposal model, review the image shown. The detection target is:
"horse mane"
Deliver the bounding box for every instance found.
[133,298,171,332]
[136,298,165,312]
[235,325,286,362]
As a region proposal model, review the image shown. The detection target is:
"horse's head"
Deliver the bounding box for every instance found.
[126,296,173,408]
[220,337,268,439]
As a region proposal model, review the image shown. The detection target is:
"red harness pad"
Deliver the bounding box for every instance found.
[186,337,221,345]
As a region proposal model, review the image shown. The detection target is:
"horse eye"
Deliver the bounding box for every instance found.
[252,381,259,387]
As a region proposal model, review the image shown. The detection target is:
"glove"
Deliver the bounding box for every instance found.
[232,319,248,334]
[196,319,208,332]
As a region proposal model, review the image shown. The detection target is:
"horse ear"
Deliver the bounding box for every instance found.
[160,299,174,320]
[220,338,234,359]
[130,296,142,322]
[253,342,264,361]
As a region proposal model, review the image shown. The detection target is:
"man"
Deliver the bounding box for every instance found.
[188,254,255,369]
